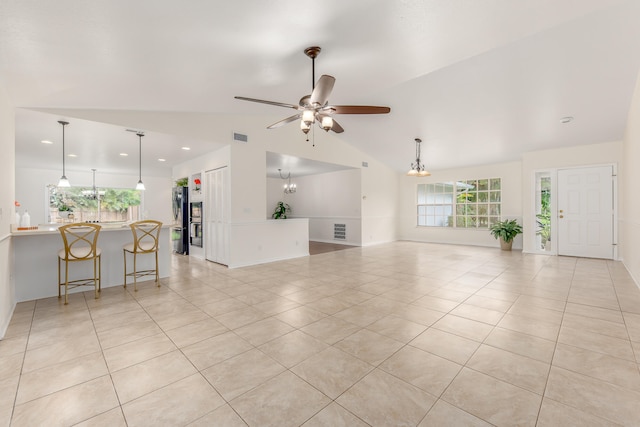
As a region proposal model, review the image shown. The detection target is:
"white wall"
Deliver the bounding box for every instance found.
[262,131,399,246]
[621,73,640,284]
[521,141,622,253]
[0,82,15,338]
[361,157,400,246]
[47,110,400,249]
[15,167,173,226]
[169,120,398,266]
[398,161,523,249]
[267,169,362,245]
[229,219,309,268]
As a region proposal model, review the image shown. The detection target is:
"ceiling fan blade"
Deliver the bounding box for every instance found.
[267,114,301,129]
[309,75,335,107]
[234,96,298,110]
[330,118,344,133]
[330,105,391,114]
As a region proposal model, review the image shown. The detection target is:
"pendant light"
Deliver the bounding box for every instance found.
[57,120,71,187]
[135,132,145,190]
[407,138,431,177]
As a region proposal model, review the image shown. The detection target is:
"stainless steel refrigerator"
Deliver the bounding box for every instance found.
[171,186,189,254]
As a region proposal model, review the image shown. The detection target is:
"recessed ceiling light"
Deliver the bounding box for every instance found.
[119,153,128,157]
[41,140,53,144]
[560,116,574,124]
[181,147,190,151]
[158,158,166,162]
[68,154,77,157]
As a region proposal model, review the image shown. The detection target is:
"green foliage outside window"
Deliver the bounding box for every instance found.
[536,178,551,246]
[49,186,141,222]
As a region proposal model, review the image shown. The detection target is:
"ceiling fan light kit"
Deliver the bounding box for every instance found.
[321,116,333,131]
[302,109,315,126]
[300,120,311,134]
[235,46,390,138]
[408,138,431,177]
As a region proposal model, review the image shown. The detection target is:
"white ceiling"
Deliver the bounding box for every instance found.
[2,0,640,177]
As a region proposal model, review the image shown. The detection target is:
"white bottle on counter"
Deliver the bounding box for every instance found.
[21,210,30,227]
[15,211,20,226]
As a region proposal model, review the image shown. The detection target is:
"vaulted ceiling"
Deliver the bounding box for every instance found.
[2,0,639,177]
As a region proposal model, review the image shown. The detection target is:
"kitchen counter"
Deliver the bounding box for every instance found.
[13,224,171,302]
[11,222,134,235]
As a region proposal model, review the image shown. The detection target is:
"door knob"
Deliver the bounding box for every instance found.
[559,215,564,218]
[559,209,563,213]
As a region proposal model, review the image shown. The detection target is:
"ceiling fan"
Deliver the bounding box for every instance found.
[235,46,390,135]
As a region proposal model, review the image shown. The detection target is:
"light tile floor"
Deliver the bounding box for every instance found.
[2,241,640,426]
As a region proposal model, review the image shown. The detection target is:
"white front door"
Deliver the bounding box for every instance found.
[557,166,614,259]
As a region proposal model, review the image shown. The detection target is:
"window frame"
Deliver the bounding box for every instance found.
[417,178,501,229]
[46,184,143,223]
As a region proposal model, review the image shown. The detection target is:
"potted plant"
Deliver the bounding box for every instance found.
[272,201,290,219]
[489,218,522,251]
[58,204,73,219]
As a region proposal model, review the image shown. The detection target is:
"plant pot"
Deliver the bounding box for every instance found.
[499,238,513,251]
[59,211,71,219]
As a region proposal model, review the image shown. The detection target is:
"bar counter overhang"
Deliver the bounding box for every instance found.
[12,224,171,302]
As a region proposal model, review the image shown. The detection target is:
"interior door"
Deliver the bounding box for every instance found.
[557,166,614,259]
[205,167,229,265]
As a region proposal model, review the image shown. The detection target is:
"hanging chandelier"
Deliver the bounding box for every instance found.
[407,138,431,177]
[57,120,71,187]
[278,169,297,194]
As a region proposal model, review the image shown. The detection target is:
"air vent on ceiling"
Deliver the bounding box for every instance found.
[233,132,248,143]
[334,223,346,240]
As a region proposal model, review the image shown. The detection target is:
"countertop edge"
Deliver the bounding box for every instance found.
[11,224,172,237]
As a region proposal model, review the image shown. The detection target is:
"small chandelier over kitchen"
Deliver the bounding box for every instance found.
[82,168,105,200]
[135,132,145,190]
[57,120,71,187]
[278,169,297,194]
[407,138,431,177]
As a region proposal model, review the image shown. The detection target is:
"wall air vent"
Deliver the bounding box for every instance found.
[362,161,368,167]
[233,132,248,143]
[334,223,346,240]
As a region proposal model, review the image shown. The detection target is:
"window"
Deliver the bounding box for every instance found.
[417,178,501,228]
[48,185,142,223]
[535,172,551,251]
[417,183,455,227]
